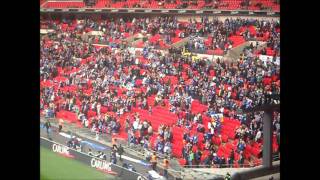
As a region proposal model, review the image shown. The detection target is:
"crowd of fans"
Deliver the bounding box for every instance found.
[43,0,280,11]
[41,16,279,56]
[41,15,280,168]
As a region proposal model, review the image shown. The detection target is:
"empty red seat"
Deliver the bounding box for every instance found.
[44,2,85,8]
[221,134,228,143]
[87,110,97,118]
[179,159,186,165]
[251,147,261,157]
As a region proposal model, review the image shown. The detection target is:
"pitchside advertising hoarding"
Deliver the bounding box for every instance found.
[51,143,75,158]
[40,137,146,180]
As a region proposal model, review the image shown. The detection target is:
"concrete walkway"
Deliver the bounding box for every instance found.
[250,173,280,180]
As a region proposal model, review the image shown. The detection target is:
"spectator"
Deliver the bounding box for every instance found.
[147,122,153,136]
[191,134,198,145]
[133,118,140,132]
[118,144,124,161]
[228,149,235,167]
[156,138,164,154]
[129,132,136,147]
[220,156,226,168]
[255,128,263,142]
[44,119,52,139]
[203,151,213,167]
[196,123,205,133]
[125,116,131,133]
[188,150,195,167]
[164,141,172,156]
[112,138,118,151]
[58,119,64,132]
[143,136,150,151]
[95,131,100,141]
[111,149,117,164]
[212,153,220,167]
[237,139,246,153]
[238,151,245,167]
[195,149,202,166]
[162,157,169,179]
[150,152,158,171]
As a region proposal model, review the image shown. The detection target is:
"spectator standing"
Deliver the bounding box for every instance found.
[44,119,52,139]
[220,156,226,168]
[111,149,117,164]
[118,144,124,161]
[163,157,169,179]
[112,138,118,151]
[147,122,153,136]
[95,131,100,141]
[125,117,130,133]
[238,152,245,167]
[58,119,64,132]
[188,150,194,167]
[228,149,235,167]
[255,128,262,142]
[195,149,202,167]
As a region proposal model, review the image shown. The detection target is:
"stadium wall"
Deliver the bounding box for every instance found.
[40,137,147,180]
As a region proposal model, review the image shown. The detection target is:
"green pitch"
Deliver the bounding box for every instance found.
[41,146,117,180]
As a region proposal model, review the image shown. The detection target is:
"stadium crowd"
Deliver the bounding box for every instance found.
[40,15,280,168]
[40,16,279,56]
[42,0,280,11]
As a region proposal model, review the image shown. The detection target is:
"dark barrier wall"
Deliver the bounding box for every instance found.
[40,137,147,180]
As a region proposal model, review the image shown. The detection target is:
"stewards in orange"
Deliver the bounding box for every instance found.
[150,152,157,171]
[163,157,169,179]
[112,138,118,151]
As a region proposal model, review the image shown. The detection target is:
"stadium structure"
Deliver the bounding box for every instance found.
[40,0,280,179]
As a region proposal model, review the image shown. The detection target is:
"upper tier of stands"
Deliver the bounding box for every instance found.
[42,0,280,11]
[40,17,280,56]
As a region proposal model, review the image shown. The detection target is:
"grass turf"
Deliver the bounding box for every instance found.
[41,146,117,180]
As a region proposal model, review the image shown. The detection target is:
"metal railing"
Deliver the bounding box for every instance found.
[180,162,259,169]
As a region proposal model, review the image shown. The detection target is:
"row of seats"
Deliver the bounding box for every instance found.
[228,35,246,47]
[40,0,47,6]
[44,2,85,8]
[56,110,78,123]
[206,48,224,55]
